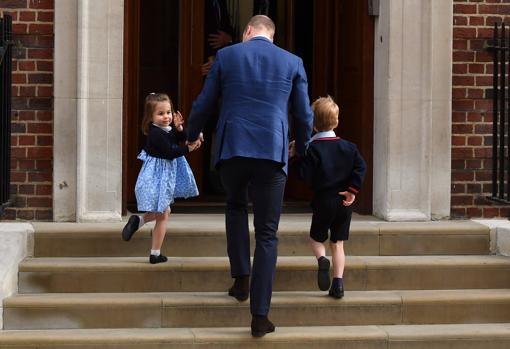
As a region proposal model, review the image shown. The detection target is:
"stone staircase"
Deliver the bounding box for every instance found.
[1,214,510,348]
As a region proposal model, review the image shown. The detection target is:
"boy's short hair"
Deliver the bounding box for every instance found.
[312,95,339,132]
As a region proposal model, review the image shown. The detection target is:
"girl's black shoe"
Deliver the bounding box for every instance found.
[328,285,344,299]
[122,215,140,241]
[149,254,168,264]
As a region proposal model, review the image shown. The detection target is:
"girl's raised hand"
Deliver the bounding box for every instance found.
[173,111,184,131]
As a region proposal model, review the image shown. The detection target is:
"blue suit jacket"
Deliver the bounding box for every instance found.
[187,37,313,172]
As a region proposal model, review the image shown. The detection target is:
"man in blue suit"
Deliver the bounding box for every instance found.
[187,15,313,337]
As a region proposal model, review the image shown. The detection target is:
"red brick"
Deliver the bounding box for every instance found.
[27,122,52,134]
[37,11,53,22]
[453,88,467,98]
[28,23,53,34]
[479,4,499,14]
[474,123,493,134]
[13,23,27,33]
[18,111,36,121]
[11,147,26,159]
[28,48,53,59]
[453,170,475,181]
[452,99,475,111]
[468,136,483,146]
[453,63,468,74]
[19,11,36,21]
[468,63,485,74]
[37,86,52,97]
[475,76,493,86]
[476,171,492,181]
[451,183,466,194]
[470,16,485,26]
[476,51,493,62]
[0,10,19,19]
[18,159,35,170]
[28,172,52,182]
[19,86,36,97]
[28,73,52,84]
[475,99,493,111]
[16,210,35,220]
[11,171,27,182]
[451,207,467,218]
[453,51,475,62]
[467,112,483,122]
[18,61,36,71]
[454,27,477,39]
[37,135,52,146]
[18,135,35,146]
[452,147,474,159]
[36,184,52,195]
[466,159,483,169]
[467,207,483,217]
[27,147,52,158]
[452,195,474,205]
[483,207,500,218]
[29,0,54,9]
[452,136,466,146]
[453,40,468,50]
[36,159,52,170]
[468,88,484,98]
[453,112,467,122]
[12,73,27,84]
[452,76,475,86]
[36,61,53,71]
[452,124,473,134]
[454,4,478,13]
[477,28,496,39]
[474,147,492,157]
[36,111,52,121]
[19,185,35,195]
[454,16,469,25]
[27,197,52,208]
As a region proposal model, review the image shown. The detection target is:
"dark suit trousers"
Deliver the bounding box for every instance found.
[219,157,286,316]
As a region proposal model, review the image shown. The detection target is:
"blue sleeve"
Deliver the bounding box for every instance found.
[348,146,367,194]
[187,52,222,142]
[290,59,313,156]
[291,146,318,187]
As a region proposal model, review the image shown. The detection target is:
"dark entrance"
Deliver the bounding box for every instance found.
[123,0,374,214]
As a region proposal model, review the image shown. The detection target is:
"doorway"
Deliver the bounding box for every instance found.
[123,0,374,214]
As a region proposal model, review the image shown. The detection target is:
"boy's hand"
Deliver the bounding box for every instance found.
[173,111,184,131]
[288,141,296,158]
[339,191,355,206]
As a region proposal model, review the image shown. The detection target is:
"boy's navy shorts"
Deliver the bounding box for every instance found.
[310,194,353,243]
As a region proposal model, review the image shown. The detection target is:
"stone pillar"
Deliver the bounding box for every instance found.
[373,0,452,221]
[54,0,124,222]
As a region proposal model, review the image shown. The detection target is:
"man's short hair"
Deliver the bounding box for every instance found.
[312,96,339,132]
[247,15,275,38]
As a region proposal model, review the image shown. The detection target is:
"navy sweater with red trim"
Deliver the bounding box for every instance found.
[291,137,366,197]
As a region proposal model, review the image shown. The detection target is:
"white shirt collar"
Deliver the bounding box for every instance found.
[310,130,337,142]
[152,123,172,132]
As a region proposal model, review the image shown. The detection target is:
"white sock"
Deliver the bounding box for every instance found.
[151,249,160,256]
[138,215,145,229]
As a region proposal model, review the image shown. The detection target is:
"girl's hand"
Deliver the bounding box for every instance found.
[338,191,355,206]
[187,140,201,152]
[173,111,184,131]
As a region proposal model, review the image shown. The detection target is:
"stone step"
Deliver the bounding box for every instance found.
[18,255,510,293]
[1,324,510,349]
[32,219,490,257]
[4,289,510,330]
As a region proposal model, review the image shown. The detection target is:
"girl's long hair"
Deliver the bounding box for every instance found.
[141,93,173,135]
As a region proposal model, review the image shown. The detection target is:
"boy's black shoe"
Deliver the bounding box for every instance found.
[122,215,140,241]
[149,254,168,264]
[317,256,331,291]
[251,315,275,337]
[328,285,344,299]
[228,275,249,301]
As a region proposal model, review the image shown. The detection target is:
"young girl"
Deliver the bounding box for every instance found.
[122,93,201,264]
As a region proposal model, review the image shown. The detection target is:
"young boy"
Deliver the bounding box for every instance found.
[289,96,366,298]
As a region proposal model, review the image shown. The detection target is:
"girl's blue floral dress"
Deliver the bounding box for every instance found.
[135,125,199,212]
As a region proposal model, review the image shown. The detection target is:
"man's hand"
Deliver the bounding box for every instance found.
[201,56,214,76]
[208,30,232,49]
[288,141,296,158]
[339,191,355,206]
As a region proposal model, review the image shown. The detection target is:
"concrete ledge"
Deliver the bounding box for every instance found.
[0,223,34,329]
[474,219,510,256]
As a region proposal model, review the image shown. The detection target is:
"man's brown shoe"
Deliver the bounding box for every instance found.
[228,275,249,301]
[251,315,275,337]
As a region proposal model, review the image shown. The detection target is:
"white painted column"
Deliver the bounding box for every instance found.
[54,0,124,222]
[373,0,452,221]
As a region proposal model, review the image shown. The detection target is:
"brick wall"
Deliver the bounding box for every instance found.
[452,0,510,218]
[1,0,53,220]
